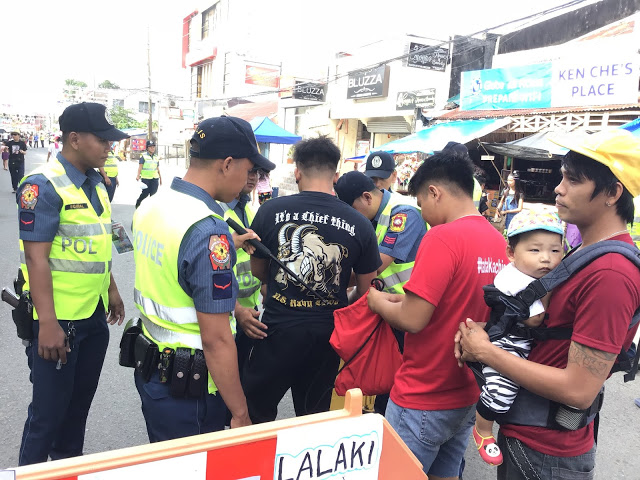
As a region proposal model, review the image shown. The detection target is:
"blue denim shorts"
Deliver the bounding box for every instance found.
[385,398,476,478]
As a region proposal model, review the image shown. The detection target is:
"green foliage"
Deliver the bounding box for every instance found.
[110,106,139,129]
[98,80,120,89]
[109,106,159,131]
[65,79,87,88]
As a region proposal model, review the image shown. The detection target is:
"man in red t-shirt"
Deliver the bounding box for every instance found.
[457,129,640,480]
[368,150,507,479]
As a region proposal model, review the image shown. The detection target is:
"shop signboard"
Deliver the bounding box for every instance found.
[551,56,638,107]
[406,42,448,72]
[461,55,639,110]
[396,88,436,110]
[460,63,553,110]
[347,65,390,99]
[293,81,326,102]
[245,64,280,88]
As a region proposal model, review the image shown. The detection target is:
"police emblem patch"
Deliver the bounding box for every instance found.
[209,234,231,270]
[371,156,382,168]
[104,108,114,126]
[389,213,407,232]
[20,184,39,210]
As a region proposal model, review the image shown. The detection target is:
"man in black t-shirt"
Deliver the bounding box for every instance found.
[244,136,381,423]
[3,131,28,192]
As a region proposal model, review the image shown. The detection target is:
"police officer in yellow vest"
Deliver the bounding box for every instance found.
[16,102,128,466]
[335,171,427,295]
[630,196,640,248]
[98,145,120,202]
[132,116,275,442]
[217,166,272,378]
[135,140,162,208]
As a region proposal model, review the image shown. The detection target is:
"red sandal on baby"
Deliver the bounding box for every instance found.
[473,425,503,466]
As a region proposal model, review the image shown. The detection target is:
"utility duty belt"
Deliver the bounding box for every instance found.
[119,318,208,399]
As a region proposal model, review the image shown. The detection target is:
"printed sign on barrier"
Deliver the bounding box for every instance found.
[274,414,383,480]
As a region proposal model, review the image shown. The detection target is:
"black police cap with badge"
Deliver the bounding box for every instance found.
[364,151,395,179]
[59,102,129,141]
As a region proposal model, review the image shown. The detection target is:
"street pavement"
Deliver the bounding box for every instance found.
[0,148,638,477]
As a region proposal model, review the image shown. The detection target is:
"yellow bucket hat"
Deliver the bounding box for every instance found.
[550,129,640,197]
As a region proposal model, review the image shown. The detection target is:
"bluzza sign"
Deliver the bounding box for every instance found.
[406,42,448,72]
[293,81,326,102]
[460,55,639,110]
[347,65,390,99]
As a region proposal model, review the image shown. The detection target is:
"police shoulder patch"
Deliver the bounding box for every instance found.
[20,183,39,210]
[209,234,231,270]
[19,211,35,231]
[381,232,398,248]
[212,271,233,299]
[389,213,407,232]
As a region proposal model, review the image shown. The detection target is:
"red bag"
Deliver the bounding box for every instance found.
[330,291,403,396]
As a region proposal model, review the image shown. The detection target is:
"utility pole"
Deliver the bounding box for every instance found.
[147,26,153,141]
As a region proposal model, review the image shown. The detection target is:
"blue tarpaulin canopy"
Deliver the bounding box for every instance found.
[376,118,510,154]
[621,118,640,137]
[250,116,301,144]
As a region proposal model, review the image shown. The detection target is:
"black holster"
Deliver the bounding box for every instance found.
[119,318,142,368]
[134,333,159,382]
[13,292,34,342]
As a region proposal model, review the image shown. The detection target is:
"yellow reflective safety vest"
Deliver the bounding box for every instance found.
[219,201,260,309]
[630,196,640,249]
[473,177,482,209]
[133,188,234,394]
[103,151,119,177]
[140,152,159,179]
[374,194,423,294]
[19,159,112,320]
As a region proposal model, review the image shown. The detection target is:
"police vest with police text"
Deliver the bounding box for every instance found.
[140,152,159,179]
[219,201,260,309]
[133,188,234,394]
[103,152,119,177]
[375,195,422,294]
[19,159,112,320]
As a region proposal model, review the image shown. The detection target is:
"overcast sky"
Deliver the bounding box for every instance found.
[0,0,595,113]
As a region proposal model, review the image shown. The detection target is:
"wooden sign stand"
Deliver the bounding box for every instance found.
[10,389,427,480]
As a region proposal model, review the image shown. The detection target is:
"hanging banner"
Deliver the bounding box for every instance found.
[460,63,553,110]
[461,56,639,110]
[396,89,436,110]
[347,65,390,99]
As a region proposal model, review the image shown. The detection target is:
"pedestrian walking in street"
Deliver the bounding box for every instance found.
[46,136,62,162]
[135,140,161,208]
[33,133,39,148]
[16,102,129,466]
[27,133,34,148]
[2,131,28,192]
[457,129,640,480]
[242,136,381,423]
[130,116,273,442]
[367,148,508,478]
[495,173,524,231]
[2,145,8,170]
[40,133,45,148]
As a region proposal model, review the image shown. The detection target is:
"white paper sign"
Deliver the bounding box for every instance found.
[274,415,383,480]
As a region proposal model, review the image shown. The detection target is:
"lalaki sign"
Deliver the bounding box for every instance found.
[460,55,639,110]
[347,65,390,99]
[273,415,383,480]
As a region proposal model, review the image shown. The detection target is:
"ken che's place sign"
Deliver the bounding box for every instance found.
[274,415,383,480]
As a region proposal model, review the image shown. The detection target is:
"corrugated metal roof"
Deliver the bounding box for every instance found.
[436,104,640,120]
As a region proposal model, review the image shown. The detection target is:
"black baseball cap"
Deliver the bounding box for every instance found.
[439,141,470,157]
[190,116,276,171]
[59,102,129,141]
[146,140,156,147]
[364,151,395,179]
[334,171,376,206]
